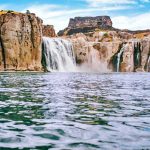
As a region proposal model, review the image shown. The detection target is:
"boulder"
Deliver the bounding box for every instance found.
[42,25,56,38]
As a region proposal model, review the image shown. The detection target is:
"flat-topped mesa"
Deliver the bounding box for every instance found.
[68,16,112,29]
[58,16,113,36]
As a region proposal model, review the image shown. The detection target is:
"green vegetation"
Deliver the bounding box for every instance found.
[0,10,19,15]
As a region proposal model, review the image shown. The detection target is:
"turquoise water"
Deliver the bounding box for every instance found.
[0,72,150,149]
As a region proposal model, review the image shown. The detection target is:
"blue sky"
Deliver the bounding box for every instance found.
[0,0,150,32]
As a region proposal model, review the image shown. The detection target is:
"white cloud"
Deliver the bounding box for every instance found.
[85,0,137,7]
[141,0,150,2]
[1,2,150,33]
[22,4,132,32]
[112,12,150,30]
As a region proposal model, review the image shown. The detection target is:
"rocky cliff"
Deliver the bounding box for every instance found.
[57,15,150,72]
[0,11,43,71]
[67,31,150,72]
[58,16,113,36]
[42,25,56,38]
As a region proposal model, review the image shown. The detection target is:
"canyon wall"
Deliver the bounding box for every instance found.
[0,11,43,71]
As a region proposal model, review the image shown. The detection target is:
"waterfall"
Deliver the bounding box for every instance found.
[42,37,76,72]
[134,42,141,70]
[117,44,125,72]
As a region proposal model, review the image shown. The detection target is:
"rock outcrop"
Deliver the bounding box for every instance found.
[0,11,43,71]
[42,25,56,38]
[58,16,113,36]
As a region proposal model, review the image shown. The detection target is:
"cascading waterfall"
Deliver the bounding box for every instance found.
[117,44,125,72]
[42,37,76,72]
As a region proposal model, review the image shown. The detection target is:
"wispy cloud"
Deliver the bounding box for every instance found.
[112,12,150,30]
[2,1,150,32]
[85,0,137,7]
[22,3,132,32]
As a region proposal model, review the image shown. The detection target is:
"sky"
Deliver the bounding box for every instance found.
[0,0,150,32]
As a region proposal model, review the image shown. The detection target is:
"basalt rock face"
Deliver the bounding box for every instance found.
[42,25,56,38]
[58,16,113,36]
[0,12,43,71]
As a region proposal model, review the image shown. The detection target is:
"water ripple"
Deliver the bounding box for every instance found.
[0,72,150,149]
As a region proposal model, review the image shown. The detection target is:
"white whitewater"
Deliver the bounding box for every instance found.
[42,37,76,72]
[117,44,125,72]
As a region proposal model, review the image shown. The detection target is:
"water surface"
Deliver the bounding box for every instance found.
[0,72,150,149]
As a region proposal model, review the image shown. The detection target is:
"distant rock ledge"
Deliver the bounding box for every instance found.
[58,16,113,36]
[58,16,150,36]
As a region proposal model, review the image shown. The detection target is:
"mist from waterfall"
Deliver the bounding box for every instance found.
[42,37,76,72]
[79,48,109,73]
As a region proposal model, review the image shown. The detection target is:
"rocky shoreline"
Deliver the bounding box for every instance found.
[0,11,149,72]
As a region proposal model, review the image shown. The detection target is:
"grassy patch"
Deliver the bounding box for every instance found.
[0,10,20,15]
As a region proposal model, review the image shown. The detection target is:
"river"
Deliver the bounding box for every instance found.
[0,72,150,149]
